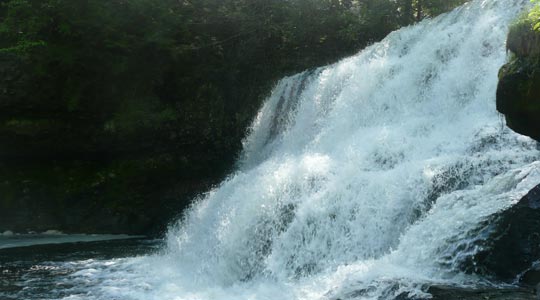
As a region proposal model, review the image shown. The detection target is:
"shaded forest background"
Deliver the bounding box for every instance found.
[0,0,466,234]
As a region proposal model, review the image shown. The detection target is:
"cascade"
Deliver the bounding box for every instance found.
[47,0,540,299]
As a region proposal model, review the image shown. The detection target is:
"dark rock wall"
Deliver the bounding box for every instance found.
[0,52,240,235]
[465,184,540,283]
[497,20,540,142]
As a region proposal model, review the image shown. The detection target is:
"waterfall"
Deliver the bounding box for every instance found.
[59,0,540,299]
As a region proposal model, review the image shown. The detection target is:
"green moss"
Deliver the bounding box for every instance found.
[0,181,17,207]
[111,97,179,135]
[0,152,208,233]
[3,119,55,135]
[497,19,540,142]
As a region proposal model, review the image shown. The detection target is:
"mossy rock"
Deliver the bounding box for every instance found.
[507,19,540,57]
[497,58,540,141]
[497,19,540,142]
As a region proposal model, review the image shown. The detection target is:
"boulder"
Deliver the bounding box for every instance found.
[496,57,540,141]
[462,184,540,283]
[496,21,540,142]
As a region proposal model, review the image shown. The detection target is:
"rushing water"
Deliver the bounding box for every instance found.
[2,0,540,299]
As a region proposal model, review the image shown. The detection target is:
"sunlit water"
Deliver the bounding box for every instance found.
[2,0,539,299]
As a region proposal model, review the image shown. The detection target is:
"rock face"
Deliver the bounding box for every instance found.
[496,22,540,142]
[460,184,540,284]
[497,58,540,141]
[426,286,536,300]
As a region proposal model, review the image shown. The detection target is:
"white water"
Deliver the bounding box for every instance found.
[41,0,540,299]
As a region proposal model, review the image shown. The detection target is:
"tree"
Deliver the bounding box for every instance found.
[531,0,540,31]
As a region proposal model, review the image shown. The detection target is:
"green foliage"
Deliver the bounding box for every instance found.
[0,0,470,183]
[0,0,49,55]
[420,0,468,18]
[0,0,469,233]
[507,2,540,57]
[513,0,540,33]
[531,0,540,31]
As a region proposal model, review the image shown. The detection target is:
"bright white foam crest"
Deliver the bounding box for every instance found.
[55,0,539,299]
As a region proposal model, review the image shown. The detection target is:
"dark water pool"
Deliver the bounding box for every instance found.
[0,238,161,300]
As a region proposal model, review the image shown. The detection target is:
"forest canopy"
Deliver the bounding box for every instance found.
[0,0,469,153]
[0,0,467,233]
[0,0,468,59]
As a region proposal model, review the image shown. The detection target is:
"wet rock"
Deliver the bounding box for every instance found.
[462,184,540,282]
[329,285,536,300]
[496,21,540,142]
[521,263,540,288]
[426,285,536,300]
[496,57,540,142]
